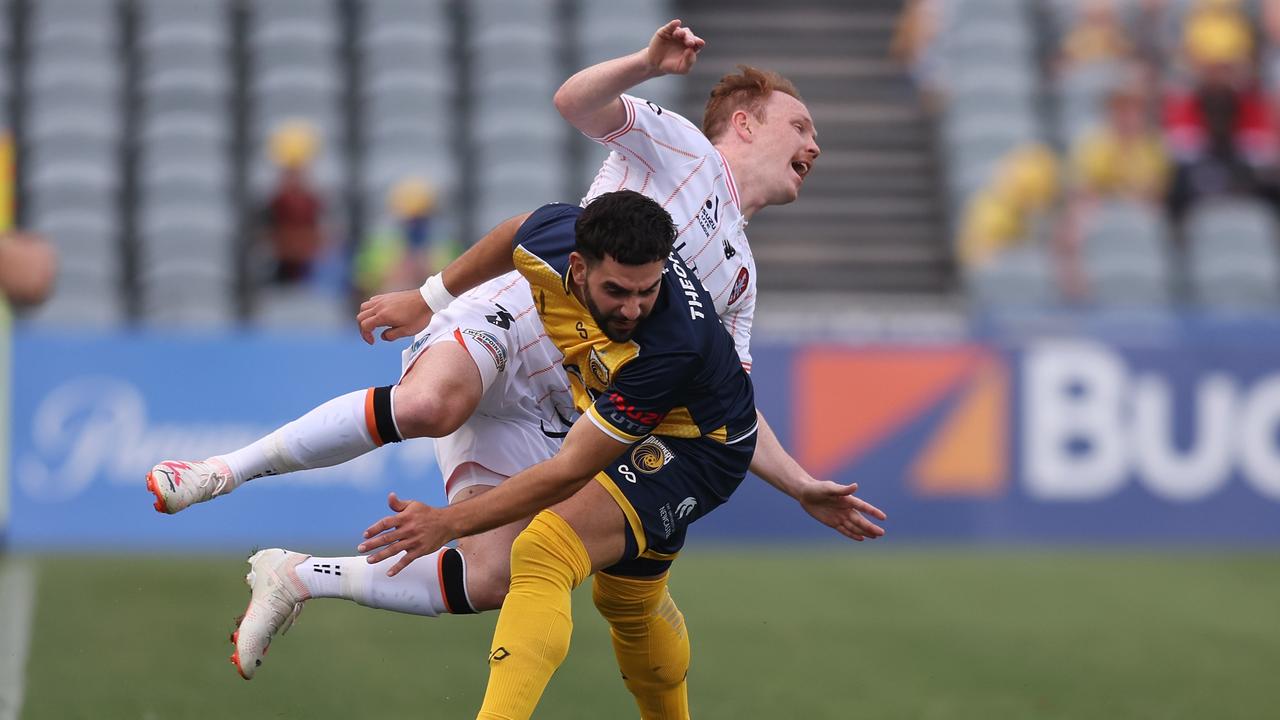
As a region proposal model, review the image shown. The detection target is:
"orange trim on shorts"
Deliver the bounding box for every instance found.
[437,550,454,614]
[363,388,384,447]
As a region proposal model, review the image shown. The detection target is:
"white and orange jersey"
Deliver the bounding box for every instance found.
[581,94,757,372]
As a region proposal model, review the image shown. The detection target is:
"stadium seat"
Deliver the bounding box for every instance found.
[1081,201,1174,305]
[254,286,349,330]
[1186,200,1280,308]
[967,242,1058,307]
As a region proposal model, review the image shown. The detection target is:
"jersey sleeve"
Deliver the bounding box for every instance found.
[587,94,713,173]
[585,349,698,443]
[511,203,580,282]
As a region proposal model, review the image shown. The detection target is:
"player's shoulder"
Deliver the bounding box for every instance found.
[633,254,718,351]
[618,95,707,139]
[514,203,581,265]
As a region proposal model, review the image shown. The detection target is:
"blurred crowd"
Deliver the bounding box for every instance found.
[261,120,450,301]
[898,0,1280,307]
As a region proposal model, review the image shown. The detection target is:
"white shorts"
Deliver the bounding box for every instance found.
[399,272,576,502]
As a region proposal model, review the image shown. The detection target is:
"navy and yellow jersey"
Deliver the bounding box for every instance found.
[511,203,757,446]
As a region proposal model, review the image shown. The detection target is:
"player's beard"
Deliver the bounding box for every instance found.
[583,286,640,343]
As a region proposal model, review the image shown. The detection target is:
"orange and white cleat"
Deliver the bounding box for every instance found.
[145,459,235,514]
[230,549,310,680]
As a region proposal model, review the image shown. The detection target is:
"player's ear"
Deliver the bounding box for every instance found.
[730,110,753,142]
[569,251,588,284]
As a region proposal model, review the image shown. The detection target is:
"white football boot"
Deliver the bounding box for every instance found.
[230,549,310,680]
[145,459,236,514]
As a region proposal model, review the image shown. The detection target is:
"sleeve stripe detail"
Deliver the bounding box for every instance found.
[629,127,701,161]
[611,138,657,173]
[662,157,706,208]
[587,405,644,444]
[518,333,549,353]
[598,96,638,143]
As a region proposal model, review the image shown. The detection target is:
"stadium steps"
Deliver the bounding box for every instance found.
[679,0,956,297]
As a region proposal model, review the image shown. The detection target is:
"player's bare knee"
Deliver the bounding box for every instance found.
[391,383,469,438]
[463,558,511,611]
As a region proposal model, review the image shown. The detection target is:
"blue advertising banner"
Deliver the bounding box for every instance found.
[701,335,1280,544]
[9,330,445,551]
[9,324,1280,549]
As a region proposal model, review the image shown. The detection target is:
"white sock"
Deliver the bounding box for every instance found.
[213,389,380,485]
[295,550,462,617]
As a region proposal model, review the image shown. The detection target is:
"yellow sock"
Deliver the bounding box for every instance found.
[477,510,592,720]
[592,571,691,720]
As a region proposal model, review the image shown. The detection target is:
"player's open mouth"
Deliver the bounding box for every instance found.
[790,161,810,180]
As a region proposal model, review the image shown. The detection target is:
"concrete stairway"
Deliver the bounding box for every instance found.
[678,0,955,297]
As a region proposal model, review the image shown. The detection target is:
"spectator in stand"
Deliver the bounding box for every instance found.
[263,121,326,284]
[958,143,1060,268]
[891,0,944,111]
[1056,0,1134,74]
[0,231,56,309]
[1164,0,1280,220]
[1058,68,1172,299]
[353,177,447,299]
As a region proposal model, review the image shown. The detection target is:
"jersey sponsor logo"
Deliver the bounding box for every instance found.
[727,267,750,306]
[461,328,508,373]
[485,303,515,330]
[675,496,697,519]
[696,195,720,238]
[408,332,432,356]
[588,347,610,387]
[645,99,664,116]
[659,503,675,537]
[607,391,667,432]
[668,256,706,320]
[631,436,675,474]
[489,647,511,663]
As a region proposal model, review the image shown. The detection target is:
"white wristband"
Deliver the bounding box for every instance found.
[419,273,457,313]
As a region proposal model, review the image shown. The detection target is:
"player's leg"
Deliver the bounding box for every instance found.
[477,480,627,719]
[229,466,528,679]
[592,570,690,719]
[146,331,482,514]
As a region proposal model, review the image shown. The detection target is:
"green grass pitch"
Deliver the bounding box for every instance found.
[11,548,1278,719]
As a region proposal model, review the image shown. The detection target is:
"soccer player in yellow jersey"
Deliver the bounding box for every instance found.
[358,190,886,719]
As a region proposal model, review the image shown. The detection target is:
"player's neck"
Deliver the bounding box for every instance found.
[715,142,765,220]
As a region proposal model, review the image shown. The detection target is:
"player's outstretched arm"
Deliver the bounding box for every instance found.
[553,19,704,139]
[358,416,627,576]
[751,411,887,541]
[356,211,531,344]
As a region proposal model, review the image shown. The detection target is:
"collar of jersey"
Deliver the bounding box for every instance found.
[716,149,741,209]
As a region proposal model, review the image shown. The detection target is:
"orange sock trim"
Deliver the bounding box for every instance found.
[363,387,384,446]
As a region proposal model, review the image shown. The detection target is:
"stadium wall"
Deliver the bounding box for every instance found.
[8,321,1280,550]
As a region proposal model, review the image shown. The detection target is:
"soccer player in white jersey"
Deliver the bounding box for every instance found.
[145,20,881,680]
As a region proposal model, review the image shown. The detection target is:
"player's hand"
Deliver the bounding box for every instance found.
[796,481,887,542]
[646,19,704,76]
[358,492,454,576]
[357,289,433,344]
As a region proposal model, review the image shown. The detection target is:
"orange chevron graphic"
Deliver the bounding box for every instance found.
[794,347,989,478]
[911,358,1009,496]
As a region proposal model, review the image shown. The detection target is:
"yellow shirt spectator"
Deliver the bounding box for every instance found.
[1072,128,1170,199]
[960,144,1061,267]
